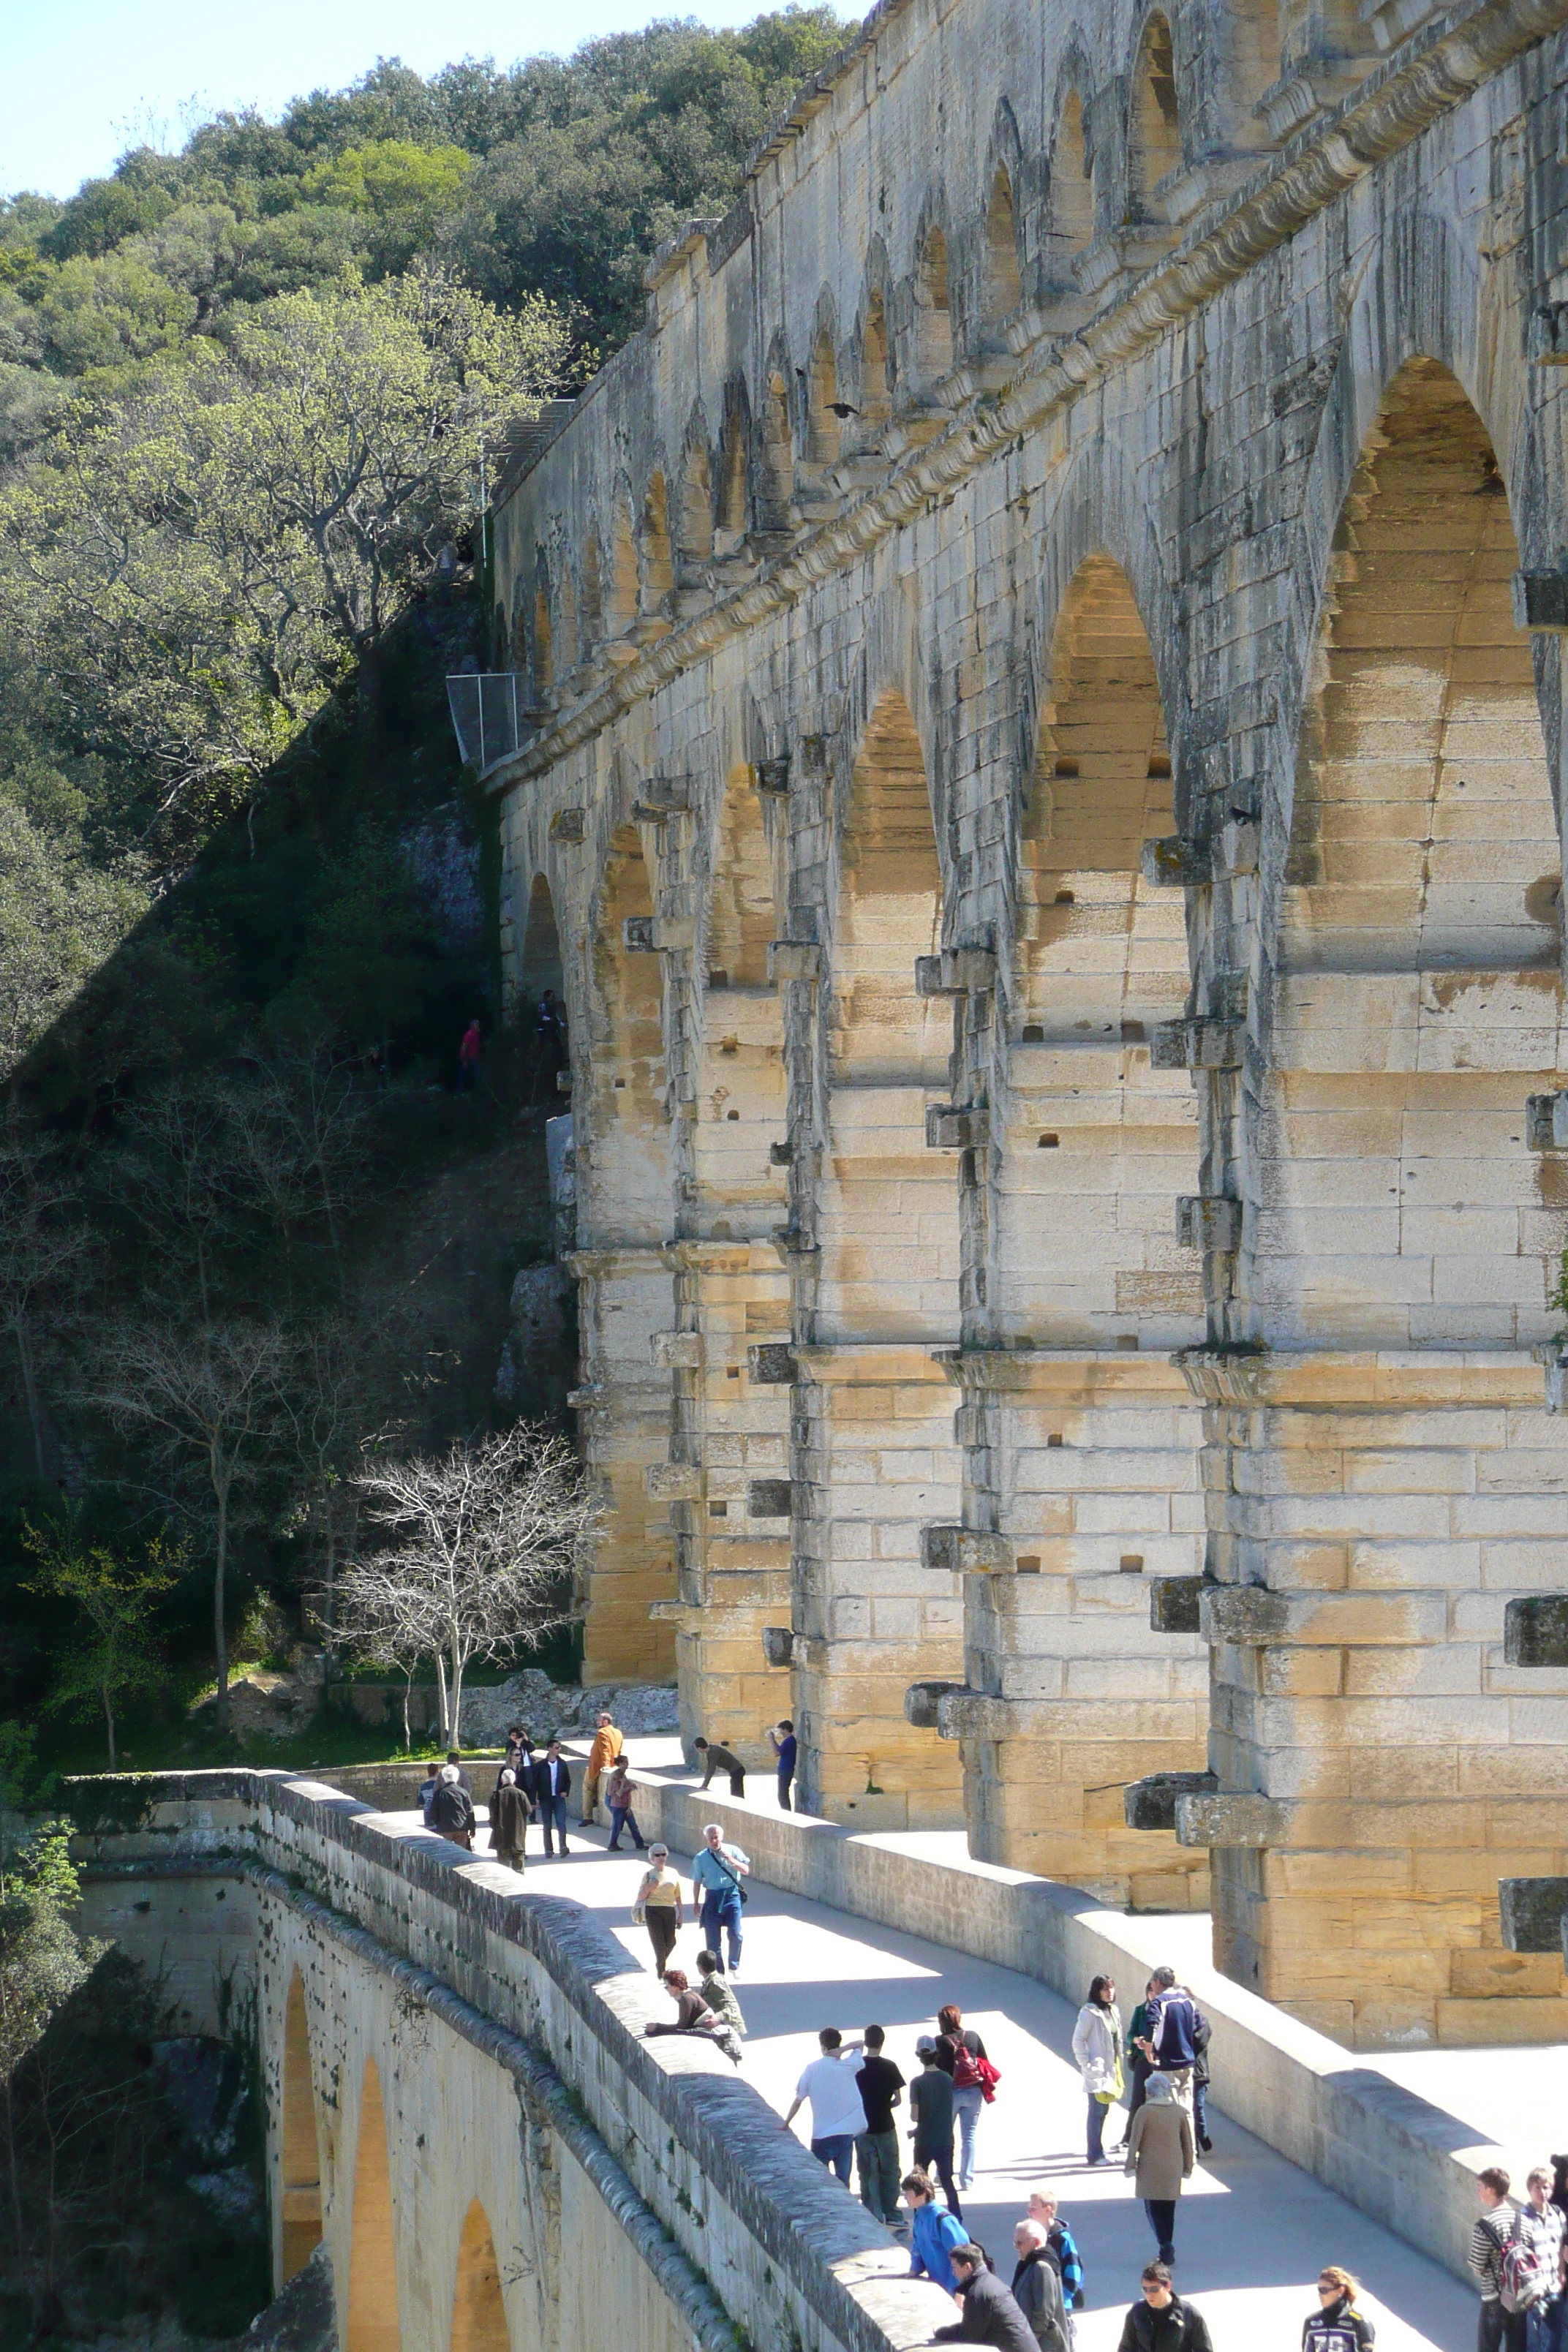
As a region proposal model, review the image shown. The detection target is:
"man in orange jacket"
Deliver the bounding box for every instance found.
[582,1711,624,1824]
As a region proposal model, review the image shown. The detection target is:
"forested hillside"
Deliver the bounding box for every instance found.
[0,10,851,1775]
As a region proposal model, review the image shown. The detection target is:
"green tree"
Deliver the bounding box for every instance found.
[0,1821,102,2277]
[21,1520,176,1771]
[299,139,474,273]
[0,271,570,841]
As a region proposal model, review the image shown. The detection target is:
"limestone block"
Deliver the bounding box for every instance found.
[1199,1585,1447,1646]
[905,1679,965,1728]
[1175,1793,1292,1847]
[646,1463,702,1501]
[1504,1594,1568,1667]
[1124,1769,1219,1831]
[650,1330,704,1368]
[1149,1575,1203,1631]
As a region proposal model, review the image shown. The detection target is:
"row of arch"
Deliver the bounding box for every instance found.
[281,1973,508,2352]
[500,0,1381,695]
[523,354,1564,1353]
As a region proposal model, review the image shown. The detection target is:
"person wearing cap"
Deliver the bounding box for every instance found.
[909,2035,963,2220]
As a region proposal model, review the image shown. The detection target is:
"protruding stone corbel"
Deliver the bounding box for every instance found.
[1512,573,1568,632]
[747,1478,794,1518]
[1211,816,1260,881]
[1199,1586,1292,1644]
[1123,1769,1219,1832]
[920,1523,1011,1572]
[1504,1595,1568,1667]
[632,778,692,822]
[1174,1791,1289,1848]
[747,1343,798,1384]
[1148,1575,1204,1633]
[925,1104,990,1150]
[1526,1093,1568,1150]
[650,1330,703,1369]
[1528,306,1568,365]
[645,1462,702,1501]
[914,948,998,997]
[754,755,791,796]
[1176,1196,1243,1251]
[769,1138,794,1165]
[1151,1017,1245,1071]
[904,1679,967,1730]
[768,940,821,984]
[1141,837,1207,888]
[1499,1877,1568,1953]
[549,807,586,844]
[623,916,696,953]
[761,1626,797,1668]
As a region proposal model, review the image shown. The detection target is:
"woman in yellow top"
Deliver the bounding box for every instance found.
[631,1844,685,1971]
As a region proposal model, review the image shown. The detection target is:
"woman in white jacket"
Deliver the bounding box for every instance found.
[1071,1974,1123,2166]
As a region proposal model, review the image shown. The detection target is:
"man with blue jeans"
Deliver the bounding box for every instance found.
[690,1822,750,1973]
[784,2028,867,2185]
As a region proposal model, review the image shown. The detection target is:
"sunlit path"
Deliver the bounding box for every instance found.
[455,1806,1473,2351]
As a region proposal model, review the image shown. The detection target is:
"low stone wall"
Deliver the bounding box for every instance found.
[67,1771,950,2352]
[625,1774,1509,2288]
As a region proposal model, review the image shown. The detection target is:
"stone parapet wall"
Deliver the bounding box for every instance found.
[69,1771,953,2352]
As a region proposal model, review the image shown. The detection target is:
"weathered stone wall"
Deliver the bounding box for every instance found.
[71,1772,953,2352]
[489,0,1568,2031]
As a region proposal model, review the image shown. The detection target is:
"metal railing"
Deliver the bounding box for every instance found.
[446,673,527,774]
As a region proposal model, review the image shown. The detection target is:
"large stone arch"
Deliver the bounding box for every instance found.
[344,2056,400,2352]
[279,1970,323,2285]
[1185,348,1568,2049]
[936,550,1210,1902]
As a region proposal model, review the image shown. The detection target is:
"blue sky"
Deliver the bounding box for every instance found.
[2,0,775,200]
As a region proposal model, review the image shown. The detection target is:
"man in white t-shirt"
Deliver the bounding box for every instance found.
[783,2027,867,2185]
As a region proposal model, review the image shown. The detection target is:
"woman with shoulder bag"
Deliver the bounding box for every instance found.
[1072,1974,1124,2166]
[937,2003,993,2191]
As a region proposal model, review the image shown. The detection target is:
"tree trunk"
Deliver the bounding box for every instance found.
[434,1651,449,1749]
[13,1318,44,1483]
[448,1637,464,1749]
[401,1668,412,1752]
[212,1456,231,1737]
[103,1679,116,1774]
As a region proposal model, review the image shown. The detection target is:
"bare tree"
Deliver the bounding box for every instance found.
[83,1318,291,1735]
[109,1084,243,1327]
[338,1423,594,1746]
[224,1036,372,1302]
[278,1314,406,1651]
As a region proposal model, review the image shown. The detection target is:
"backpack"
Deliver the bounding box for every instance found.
[950,2038,983,2090]
[1501,2224,1548,2314]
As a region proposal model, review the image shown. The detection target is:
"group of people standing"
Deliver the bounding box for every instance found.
[1471,2163,1568,2352]
[1071,1968,1212,2266]
[418,1711,639,1866]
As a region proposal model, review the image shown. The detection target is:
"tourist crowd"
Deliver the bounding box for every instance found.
[415,1723,1558,2351]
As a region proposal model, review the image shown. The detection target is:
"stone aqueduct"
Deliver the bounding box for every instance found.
[486,0,1568,2051]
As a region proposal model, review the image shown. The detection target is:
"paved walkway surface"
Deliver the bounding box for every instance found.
[447,1797,1477,2351]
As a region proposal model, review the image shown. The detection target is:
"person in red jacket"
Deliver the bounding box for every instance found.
[458,1018,482,1092]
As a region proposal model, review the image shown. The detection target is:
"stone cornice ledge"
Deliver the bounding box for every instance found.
[487,0,1568,796]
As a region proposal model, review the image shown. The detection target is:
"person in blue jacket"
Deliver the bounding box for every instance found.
[903,2168,970,2293]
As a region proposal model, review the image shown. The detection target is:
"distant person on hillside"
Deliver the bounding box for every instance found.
[431,1763,475,1850]
[1011,2220,1070,2352]
[1302,2266,1375,2351]
[783,2027,867,2183]
[631,1846,683,1972]
[1122,2075,1194,2268]
[908,2037,962,2221]
[690,1823,750,1973]
[903,2169,969,2294]
[854,2024,905,2228]
[693,1735,745,1797]
[603,1754,647,1851]
[769,1718,798,1809]
[490,1768,528,1873]
[535,1740,572,1856]
[458,1017,483,1092]
[1115,2264,1213,2352]
[1470,2167,1524,2352]
[582,1709,624,1824]
[932,2242,1038,2350]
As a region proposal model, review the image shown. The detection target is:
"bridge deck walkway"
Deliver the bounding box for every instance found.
[437,1793,1474,2351]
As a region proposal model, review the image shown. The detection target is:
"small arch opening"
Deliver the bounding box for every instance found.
[449,2200,509,2352]
[581,532,603,647]
[914,226,953,385]
[1045,91,1094,279]
[1130,14,1182,218]
[280,1974,322,2284]
[345,2056,400,2352]
[859,293,892,433]
[532,579,552,699]
[983,167,1022,323]
[639,472,675,612]
[807,328,841,467]
[680,441,713,566]
[608,500,638,634]
[761,372,794,529]
[718,394,750,538]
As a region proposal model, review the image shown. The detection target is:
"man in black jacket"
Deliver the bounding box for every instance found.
[1115,2264,1214,2352]
[535,1741,573,1857]
[932,2246,1037,2350]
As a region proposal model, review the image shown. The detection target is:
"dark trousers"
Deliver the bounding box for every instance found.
[777,1770,793,1811]
[1479,2303,1527,2352]
[856,2127,901,2223]
[914,2138,962,2223]
[645,1908,679,1972]
[608,1803,646,1850]
[702,1768,745,1797]
[540,1795,568,1852]
[1087,2094,1107,2163]
[1193,2079,1209,2144]
[701,1891,742,1970]
[1145,2200,1177,2264]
